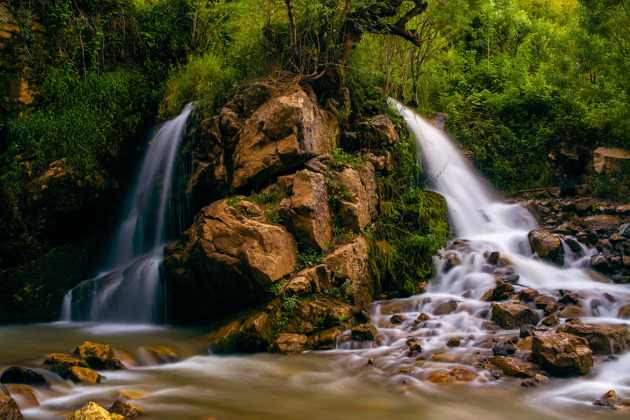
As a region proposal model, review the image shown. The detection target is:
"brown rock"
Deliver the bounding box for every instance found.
[330,164,378,233]
[556,324,628,355]
[285,169,332,250]
[446,337,461,347]
[232,89,338,189]
[481,279,515,302]
[351,324,377,341]
[67,367,102,384]
[433,300,458,315]
[109,400,147,418]
[0,366,48,386]
[139,346,181,364]
[619,304,630,318]
[593,147,630,174]
[541,315,560,327]
[66,402,125,420]
[324,236,373,307]
[43,354,88,378]
[535,295,558,316]
[491,356,534,378]
[163,199,297,323]
[558,306,586,318]
[580,215,621,233]
[308,327,342,350]
[0,393,24,420]
[73,342,125,371]
[528,230,564,265]
[268,333,308,354]
[491,302,540,329]
[284,276,312,296]
[519,289,539,302]
[356,115,399,148]
[390,315,408,324]
[450,367,477,383]
[531,331,593,376]
[443,252,461,272]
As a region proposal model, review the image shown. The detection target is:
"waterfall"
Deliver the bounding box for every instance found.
[61,104,194,323]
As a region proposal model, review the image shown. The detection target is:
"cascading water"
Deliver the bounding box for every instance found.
[336,101,630,401]
[61,103,194,323]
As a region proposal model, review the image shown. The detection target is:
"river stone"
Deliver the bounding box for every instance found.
[619,223,630,238]
[139,346,181,365]
[541,315,560,327]
[433,299,458,315]
[231,88,338,189]
[535,295,558,316]
[528,230,564,265]
[558,306,586,318]
[443,253,461,272]
[66,402,125,420]
[390,314,408,324]
[351,324,377,341]
[73,342,125,371]
[491,356,534,378]
[531,331,593,376]
[619,304,630,318]
[4,384,39,409]
[491,302,540,329]
[268,333,308,354]
[481,279,515,302]
[519,289,539,302]
[307,327,342,350]
[109,400,147,418]
[0,393,24,420]
[0,366,48,386]
[67,367,102,384]
[580,215,621,234]
[556,324,628,355]
[43,354,88,378]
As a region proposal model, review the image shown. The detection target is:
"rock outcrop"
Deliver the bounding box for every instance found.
[531,331,593,376]
[528,230,564,265]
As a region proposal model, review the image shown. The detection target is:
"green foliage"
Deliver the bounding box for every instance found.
[296,248,324,270]
[330,148,365,169]
[370,137,450,297]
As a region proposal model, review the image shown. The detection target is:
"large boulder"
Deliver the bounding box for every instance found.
[268,333,308,354]
[0,367,48,386]
[163,199,297,323]
[593,147,630,174]
[355,115,399,149]
[282,169,332,251]
[491,302,540,329]
[528,230,564,265]
[43,354,89,378]
[556,324,628,355]
[531,331,593,376]
[329,164,378,233]
[491,356,535,378]
[231,89,338,189]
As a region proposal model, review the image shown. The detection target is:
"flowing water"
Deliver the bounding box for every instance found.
[60,104,194,323]
[2,104,629,419]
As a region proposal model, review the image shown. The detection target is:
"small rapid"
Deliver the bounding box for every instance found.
[61,104,194,323]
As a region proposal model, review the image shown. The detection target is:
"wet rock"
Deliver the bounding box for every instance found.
[4,384,39,409]
[528,230,564,265]
[446,338,461,348]
[583,268,611,283]
[268,334,308,354]
[481,279,515,302]
[591,253,610,271]
[491,356,534,378]
[283,169,332,251]
[580,215,621,234]
[163,199,297,323]
[492,338,516,356]
[390,315,408,324]
[66,402,124,420]
[558,306,586,318]
[534,373,549,383]
[433,300,458,315]
[619,223,630,238]
[519,289,539,302]
[443,253,461,272]
[535,295,558,316]
[531,331,593,376]
[556,324,628,355]
[139,346,181,365]
[541,315,560,327]
[231,88,338,189]
[109,400,147,418]
[558,290,581,306]
[0,366,48,386]
[308,327,342,350]
[43,354,89,378]
[576,231,598,245]
[487,251,500,265]
[491,302,540,329]
[0,393,24,420]
[73,342,125,371]
[618,304,630,318]
[594,390,623,409]
[406,339,422,356]
[329,164,378,233]
[351,324,377,341]
[367,358,375,365]
[447,367,477,383]
[67,367,102,384]
[416,313,431,323]
[520,325,534,338]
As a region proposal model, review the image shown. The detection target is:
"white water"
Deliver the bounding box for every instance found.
[335,102,630,400]
[61,104,194,323]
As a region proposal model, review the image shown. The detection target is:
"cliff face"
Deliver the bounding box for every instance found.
[161,79,447,353]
